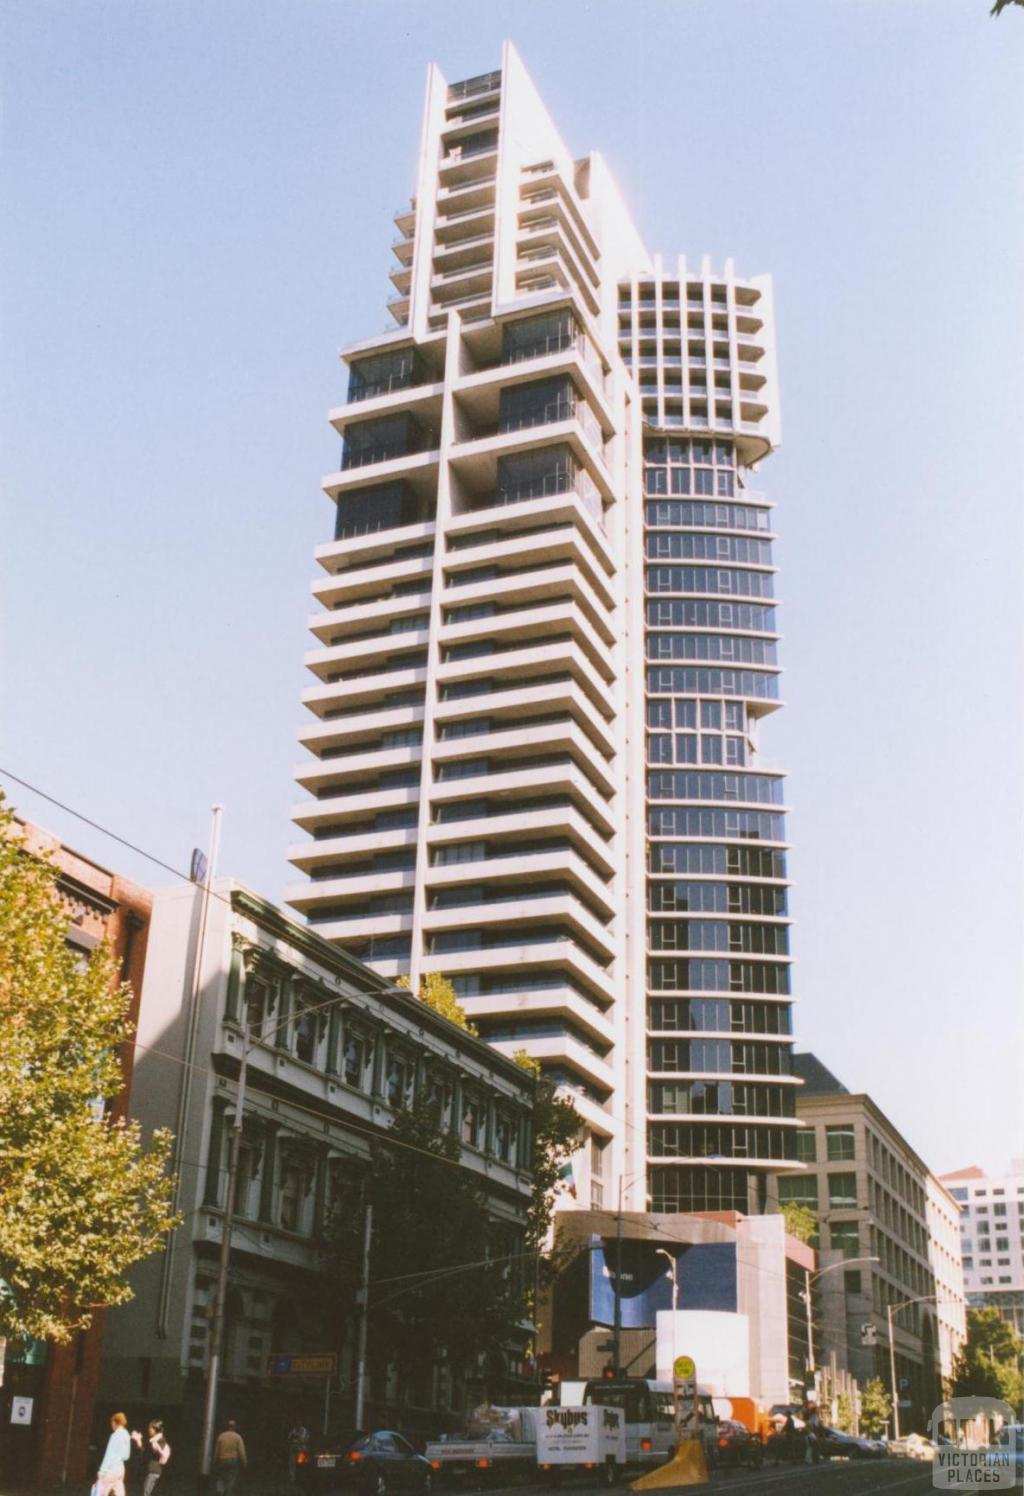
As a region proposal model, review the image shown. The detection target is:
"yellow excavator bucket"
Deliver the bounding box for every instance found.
[629,1439,709,1490]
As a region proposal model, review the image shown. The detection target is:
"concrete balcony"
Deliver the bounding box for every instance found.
[432,716,615,799]
[297,703,425,755]
[421,937,615,1008]
[448,414,612,505]
[425,803,614,880]
[322,446,440,501]
[314,520,437,577]
[563,1087,615,1137]
[448,487,615,581]
[300,665,428,719]
[441,563,615,648]
[327,382,444,434]
[291,785,418,832]
[440,598,616,675]
[304,909,413,944]
[294,745,422,794]
[433,677,616,758]
[303,627,430,682]
[427,845,614,920]
[454,342,611,440]
[284,867,415,915]
[306,594,432,646]
[430,760,614,836]
[286,826,418,874]
[424,890,615,964]
[312,555,433,610]
[433,202,496,245]
[432,231,495,271]
[444,535,616,614]
[487,1032,614,1095]
[435,638,615,716]
[459,988,615,1049]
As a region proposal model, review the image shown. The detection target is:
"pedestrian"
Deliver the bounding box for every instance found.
[133,1421,171,1496]
[803,1405,822,1465]
[287,1421,311,1485]
[96,1413,133,1496]
[213,1418,248,1496]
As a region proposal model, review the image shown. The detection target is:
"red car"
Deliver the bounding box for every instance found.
[714,1419,764,1469]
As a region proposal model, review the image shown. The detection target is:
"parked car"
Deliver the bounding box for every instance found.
[817,1428,884,1461]
[714,1419,763,1469]
[298,1430,433,1496]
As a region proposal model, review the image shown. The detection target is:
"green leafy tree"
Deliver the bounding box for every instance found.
[0,800,179,1342]
[781,1202,818,1244]
[991,0,1023,16]
[323,1098,523,1404]
[859,1377,893,1437]
[397,971,478,1034]
[952,1307,1024,1405]
[834,1392,855,1432]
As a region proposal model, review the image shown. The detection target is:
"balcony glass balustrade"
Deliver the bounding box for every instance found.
[341,412,438,470]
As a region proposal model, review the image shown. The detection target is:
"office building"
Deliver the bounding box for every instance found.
[99,881,535,1458]
[778,1055,966,1430]
[941,1161,1024,1337]
[286,42,795,1217]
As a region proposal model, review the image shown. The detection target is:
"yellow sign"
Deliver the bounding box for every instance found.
[673,1355,696,1381]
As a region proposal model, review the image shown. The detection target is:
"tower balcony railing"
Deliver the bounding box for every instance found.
[447,70,502,101]
[340,429,439,470]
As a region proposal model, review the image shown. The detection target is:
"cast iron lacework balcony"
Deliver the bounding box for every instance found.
[341,412,438,470]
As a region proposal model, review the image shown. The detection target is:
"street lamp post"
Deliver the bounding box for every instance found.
[799,1257,880,1385]
[656,1249,679,1440]
[886,1294,936,1441]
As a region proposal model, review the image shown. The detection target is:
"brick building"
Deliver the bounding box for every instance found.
[0,821,151,1490]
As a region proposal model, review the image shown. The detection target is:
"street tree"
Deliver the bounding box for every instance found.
[0,799,178,1343]
[780,1202,818,1244]
[322,1097,524,1404]
[834,1392,855,1433]
[396,971,478,1034]
[859,1377,893,1437]
[952,1307,1024,1405]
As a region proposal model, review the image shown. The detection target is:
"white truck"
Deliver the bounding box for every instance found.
[425,1408,539,1485]
[536,1404,625,1485]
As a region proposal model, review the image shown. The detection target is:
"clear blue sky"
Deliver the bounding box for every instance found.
[3,1,1022,1177]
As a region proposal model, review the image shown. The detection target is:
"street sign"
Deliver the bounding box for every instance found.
[10,1397,33,1426]
[269,1352,338,1377]
[673,1355,699,1439]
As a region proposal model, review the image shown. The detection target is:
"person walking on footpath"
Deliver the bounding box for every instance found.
[96,1413,133,1496]
[213,1418,248,1496]
[132,1420,172,1496]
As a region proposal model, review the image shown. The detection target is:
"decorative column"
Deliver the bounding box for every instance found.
[259,1121,280,1224]
[203,1096,229,1207]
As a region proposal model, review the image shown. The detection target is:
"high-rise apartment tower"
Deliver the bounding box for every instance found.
[286,43,796,1214]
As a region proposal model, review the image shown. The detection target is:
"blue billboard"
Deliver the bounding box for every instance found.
[588,1238,737,1328]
